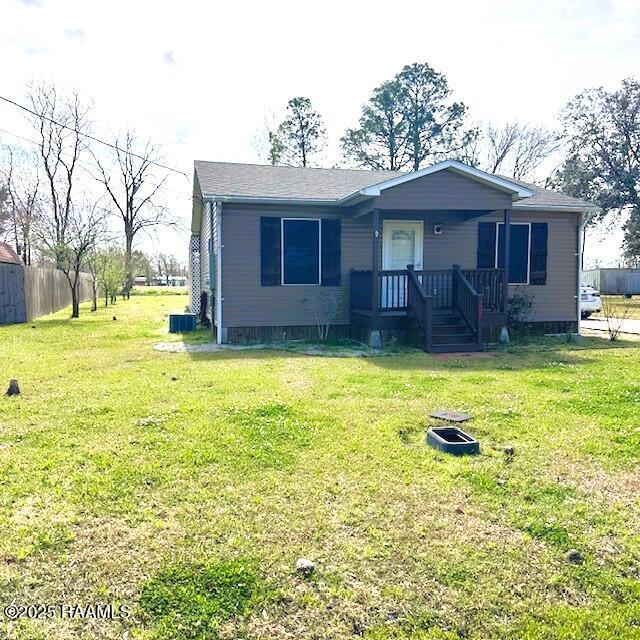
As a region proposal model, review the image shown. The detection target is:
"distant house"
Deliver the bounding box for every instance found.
[149,275,187,287]
[188,159,598,352]
[0,242,21,266]
[166,275,187,287]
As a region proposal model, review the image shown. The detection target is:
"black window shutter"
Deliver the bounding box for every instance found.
[260,217,281,286]
[530,222,548,285]
[321,218,341,286]
[477,222,497,268]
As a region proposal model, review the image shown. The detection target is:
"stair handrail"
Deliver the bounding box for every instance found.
[407,264,433,351]
[452,265,483,349]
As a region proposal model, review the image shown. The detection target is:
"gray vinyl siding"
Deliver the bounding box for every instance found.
[221,205,578,328]
[378,210,577,322]
[506,210,578,322]
[193,165,582,333]
[469,210,578,323]
[375,169,512,210]
[221,204,370,327]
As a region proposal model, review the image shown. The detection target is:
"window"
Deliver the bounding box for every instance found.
[496,223,531,284]
[282,219,321,285]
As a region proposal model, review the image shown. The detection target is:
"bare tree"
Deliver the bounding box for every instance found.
[511,125,561,180]
[1,146,41,264]
[308,293,339,341]
[37,199,106,318]
[484,122,560,181]
[28,82,91,268]
[600,296,631,341]
[486,123,521,174]
[153,251,181,284]
[92,130,173,296]
[0,180,9,241]
[252,112,284,165]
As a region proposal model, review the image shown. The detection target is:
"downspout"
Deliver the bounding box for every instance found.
[577,211,584,334]
[216,201,223,344]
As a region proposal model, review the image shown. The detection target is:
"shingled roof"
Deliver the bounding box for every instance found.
[0,242,21,265]
[194,160,598,212]
[502,176,599,212]
[194,161,404,202]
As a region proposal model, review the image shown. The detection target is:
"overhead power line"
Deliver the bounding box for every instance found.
[0,126,192,202]
[0,94,189,178]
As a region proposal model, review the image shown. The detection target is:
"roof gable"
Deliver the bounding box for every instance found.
[372,168,514,211]
[358,160,533,201]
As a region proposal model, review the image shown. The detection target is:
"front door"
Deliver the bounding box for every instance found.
[381,220,424,308]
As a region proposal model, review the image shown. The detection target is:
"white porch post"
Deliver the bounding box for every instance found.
[577,211,584,334]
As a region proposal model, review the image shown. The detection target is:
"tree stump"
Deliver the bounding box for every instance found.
[6,379,20,396]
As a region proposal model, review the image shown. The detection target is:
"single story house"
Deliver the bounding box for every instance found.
[188,159,598,352]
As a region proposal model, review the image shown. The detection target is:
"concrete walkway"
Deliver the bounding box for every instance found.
[153,341,395,357]
[582,316,640,335]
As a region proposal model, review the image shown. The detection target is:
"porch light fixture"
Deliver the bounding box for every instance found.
[434,223,443,235]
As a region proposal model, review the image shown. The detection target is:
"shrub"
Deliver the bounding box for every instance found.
[507,288,534,336]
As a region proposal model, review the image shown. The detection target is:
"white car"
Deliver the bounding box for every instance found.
[581,285,602,318]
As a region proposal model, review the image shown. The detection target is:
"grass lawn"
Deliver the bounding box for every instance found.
[594,295,640,320]
[1,294,640,640]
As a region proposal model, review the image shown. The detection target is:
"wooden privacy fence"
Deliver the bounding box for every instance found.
[0,264,93,324]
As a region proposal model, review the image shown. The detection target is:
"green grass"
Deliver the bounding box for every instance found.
[594,295,640,319]
[1,294,640,639]
[139,559,261,639]
[131,286,188,296]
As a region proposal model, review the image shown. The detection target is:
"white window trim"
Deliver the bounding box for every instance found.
[496,222,532,285]
[281,218,322,286]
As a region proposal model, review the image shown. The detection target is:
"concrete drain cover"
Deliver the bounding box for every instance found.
[429,410,471,423]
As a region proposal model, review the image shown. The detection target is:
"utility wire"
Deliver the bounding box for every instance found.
[0,94,189,178]
[0,126,192,201]
[0,126,41,148]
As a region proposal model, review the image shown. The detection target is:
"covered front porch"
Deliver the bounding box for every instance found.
[349,208,513,352]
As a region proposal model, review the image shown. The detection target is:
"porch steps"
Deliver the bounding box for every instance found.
[410,307,482,353]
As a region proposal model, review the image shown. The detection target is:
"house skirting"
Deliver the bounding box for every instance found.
[224,319,578,346]
[226,324,351,344]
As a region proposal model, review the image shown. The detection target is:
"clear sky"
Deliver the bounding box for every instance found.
[1,0,639,264]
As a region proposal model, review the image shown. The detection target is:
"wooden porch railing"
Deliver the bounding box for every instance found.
[461,268,505,312]
[350,269,373,310]
[378,269,453,310]
[350,268,504,314]
[453,265,483,350]
[406,265,433,351]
